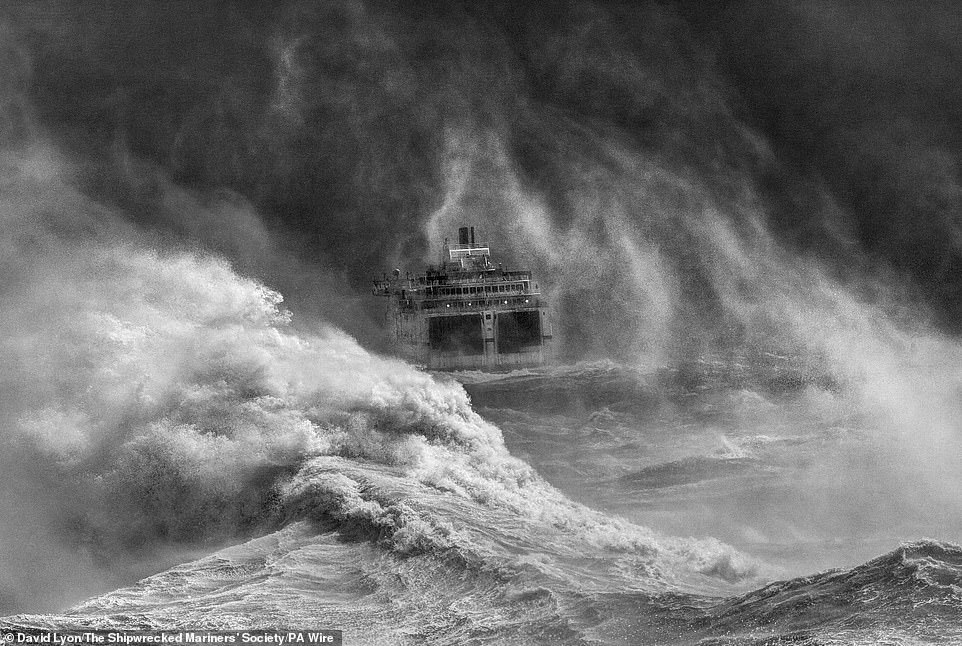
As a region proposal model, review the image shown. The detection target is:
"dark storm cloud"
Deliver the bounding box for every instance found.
[5,0,961,351]
[680,0,962,326]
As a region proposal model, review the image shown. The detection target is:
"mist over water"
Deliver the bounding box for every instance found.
[0,161,760,614]
[1,0,961,641]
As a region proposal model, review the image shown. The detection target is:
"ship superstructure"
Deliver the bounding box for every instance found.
[373,226,553,370]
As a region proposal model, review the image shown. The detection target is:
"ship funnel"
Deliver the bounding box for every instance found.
[470,226,475,244]
[458,227,470,245]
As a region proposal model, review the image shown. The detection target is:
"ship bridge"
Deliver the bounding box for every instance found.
[445,226,491,271]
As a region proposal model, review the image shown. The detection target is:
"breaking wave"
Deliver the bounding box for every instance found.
[1,148,960,645]
[695,540,962,644]
[0,191,758,613]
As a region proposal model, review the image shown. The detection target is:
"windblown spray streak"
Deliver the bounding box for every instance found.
[0,185,760,624]
[9,1,961,344]
[0,219,959,643]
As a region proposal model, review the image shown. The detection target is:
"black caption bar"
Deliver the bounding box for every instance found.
[0,631,341,646]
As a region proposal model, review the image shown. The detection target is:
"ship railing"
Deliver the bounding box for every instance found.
[417,270,532,285]
[398,296,544,312]
[447,242,489,251]
[373,276,419,293]
[377,274,539,296]
[423,275,533,286]
[414,288,540,300]
[448,247,490,261]
[381,286,541,299]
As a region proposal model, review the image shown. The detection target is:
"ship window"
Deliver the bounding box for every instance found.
[429,315,483,354]
[485,314,492,320]
[497,311,541,354]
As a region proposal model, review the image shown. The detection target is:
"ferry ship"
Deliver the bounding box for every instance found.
[373,226,553,370]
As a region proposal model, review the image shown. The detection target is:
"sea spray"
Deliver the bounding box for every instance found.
[0,169,759,613]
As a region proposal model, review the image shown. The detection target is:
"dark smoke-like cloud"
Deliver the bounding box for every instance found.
[10,0,960,355]
[680,0,962,326]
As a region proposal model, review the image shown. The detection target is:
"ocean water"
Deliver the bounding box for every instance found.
[2,281,960,645]
[0,149,959,644]
[3,2,962,642]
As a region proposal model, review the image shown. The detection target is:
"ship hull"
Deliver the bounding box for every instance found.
[390,306,553,371]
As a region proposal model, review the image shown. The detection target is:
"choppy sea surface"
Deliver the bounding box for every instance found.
[3,356,960,646]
